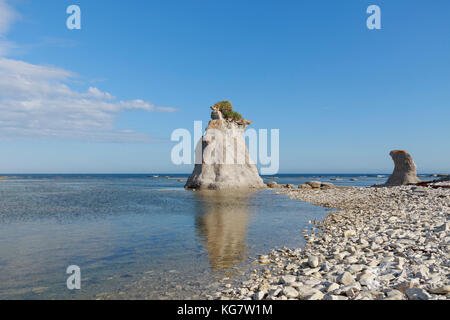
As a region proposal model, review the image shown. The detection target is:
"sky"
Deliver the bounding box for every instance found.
[0,0,449,174]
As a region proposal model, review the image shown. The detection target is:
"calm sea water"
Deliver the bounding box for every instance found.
[0,174,414,299]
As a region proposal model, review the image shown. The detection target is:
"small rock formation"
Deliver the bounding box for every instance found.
[385,150,420,186]
[185,102,265,190]
[306,181,322,189]
[266,181,278,189]
[298,182,335,190]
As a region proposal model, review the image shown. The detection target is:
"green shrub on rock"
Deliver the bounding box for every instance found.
[213,101,233,114]
[213,101,243,121]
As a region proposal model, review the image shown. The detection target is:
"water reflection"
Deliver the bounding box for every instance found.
[194,191,254,270]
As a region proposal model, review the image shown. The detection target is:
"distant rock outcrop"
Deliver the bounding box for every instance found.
[266,181,278,189]
[385,150,421,186]
[298,181,336,190]
[185,102,265,190]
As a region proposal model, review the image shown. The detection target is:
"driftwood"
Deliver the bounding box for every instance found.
[415,180,450,189]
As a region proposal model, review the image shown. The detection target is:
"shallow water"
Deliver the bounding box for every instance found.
[0,173,430,299]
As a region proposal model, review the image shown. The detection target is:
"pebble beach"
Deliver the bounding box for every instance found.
[217,182,450,300]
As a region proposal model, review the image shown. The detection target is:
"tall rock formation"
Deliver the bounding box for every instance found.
[385,150,421,186]
[185,103,265,190]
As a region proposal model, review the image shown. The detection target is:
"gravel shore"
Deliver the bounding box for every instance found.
[217,184,450,300]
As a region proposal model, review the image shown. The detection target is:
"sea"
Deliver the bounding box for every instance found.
[0,173,432,299]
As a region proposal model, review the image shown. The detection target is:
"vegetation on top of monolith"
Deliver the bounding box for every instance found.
[212,100,243,122]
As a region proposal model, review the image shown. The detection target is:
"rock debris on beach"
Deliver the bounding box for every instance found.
[217,184,450,300]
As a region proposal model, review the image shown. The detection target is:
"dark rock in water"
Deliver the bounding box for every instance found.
[385,150,420,186]
[306,181,321,189]
[299,181,335,190]
[266,181,278,188]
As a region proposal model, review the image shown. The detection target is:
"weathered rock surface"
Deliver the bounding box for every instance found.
[385,150,420,186]
[306,181,322,189]
[185,107,265,190]
[266,181,278,188]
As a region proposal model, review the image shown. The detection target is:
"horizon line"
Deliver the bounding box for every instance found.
[1,172,446,176]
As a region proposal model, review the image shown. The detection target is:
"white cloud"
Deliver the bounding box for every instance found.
[85,86,115,100]
[0,0,16,36]
[0,57,176,142]
[0,0,176,143]
[0,0,18,55]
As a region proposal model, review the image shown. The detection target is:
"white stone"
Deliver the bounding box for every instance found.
[337,272,355,285]
[306,291,325,300]
[280,275,297,285]
[323,294,349,300]
[296,286,321,299]
[308,256,319,268]
[282,287,299,298]
[326,283,340,293]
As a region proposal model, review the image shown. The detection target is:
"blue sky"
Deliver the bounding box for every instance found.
[0,0,449,174]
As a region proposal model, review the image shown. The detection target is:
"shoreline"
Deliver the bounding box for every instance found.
[217,183,449,300]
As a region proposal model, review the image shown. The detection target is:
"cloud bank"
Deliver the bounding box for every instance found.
[0,0,16,36]
[0,0,175,143]
[0,0,17,55]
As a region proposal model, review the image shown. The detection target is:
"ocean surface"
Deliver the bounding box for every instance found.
[0,173,431,299]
